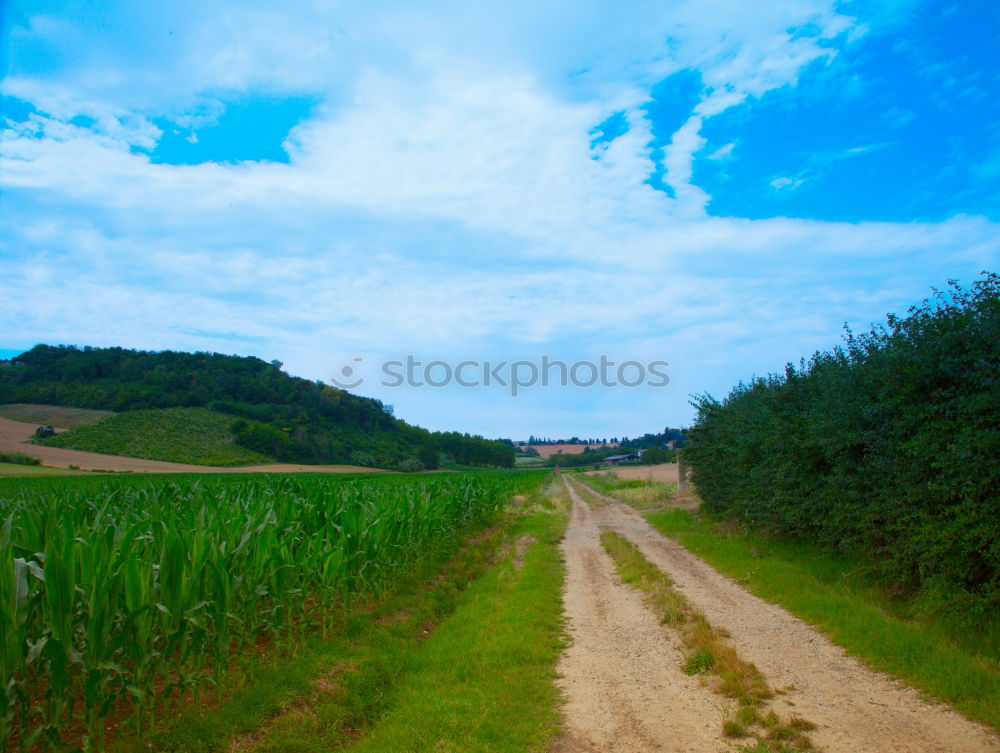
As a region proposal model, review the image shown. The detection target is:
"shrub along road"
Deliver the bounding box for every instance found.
[566,476,1000,753]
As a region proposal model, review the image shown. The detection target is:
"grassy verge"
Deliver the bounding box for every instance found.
[601,531,815,752]
[342,505,567,753]
[645,508,1000,732]
[109,486,566,753]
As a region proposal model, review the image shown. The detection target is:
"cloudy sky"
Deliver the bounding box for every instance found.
[1,0,997,440]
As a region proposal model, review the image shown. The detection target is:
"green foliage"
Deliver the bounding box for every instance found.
[683,649,716,675]
[641,446,671,464]
[336,509,567,753]
[416,444,439,470]
[40,407,271,466]
[0,451,41,466]
[0,346,515,469]
[0,470,545,749]
[685,273,1000,614]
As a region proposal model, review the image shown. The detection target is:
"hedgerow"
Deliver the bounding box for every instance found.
[686,273,1000,614]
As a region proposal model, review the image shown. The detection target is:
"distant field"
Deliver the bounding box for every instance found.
[0,461,91,477]
[585,462,679,483]
[40,406,271,466]
[515,455,547,467]
[528,442,617,458]
[0,403,115,427]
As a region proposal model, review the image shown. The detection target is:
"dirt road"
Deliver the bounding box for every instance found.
[553,477,725,752]
[0,417,379,474]
[561,476,1000,753]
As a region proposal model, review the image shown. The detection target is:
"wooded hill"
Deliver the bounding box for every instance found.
[0,345,514,469]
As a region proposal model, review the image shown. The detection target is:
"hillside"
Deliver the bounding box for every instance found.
[0,345,514,469]
[40,407,272,466]
[0,403,114,427]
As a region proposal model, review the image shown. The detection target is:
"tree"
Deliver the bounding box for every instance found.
[642,447,668,465]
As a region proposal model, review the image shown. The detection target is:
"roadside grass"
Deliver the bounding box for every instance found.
[582,473,676,509]
[645,507,1000,732]
[601,531,816,751]
[0,403,115,427]
[110,485,566,753]
[40,407,271,466]
[342,508,567,753]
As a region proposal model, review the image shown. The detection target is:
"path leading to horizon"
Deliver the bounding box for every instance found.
[553,475,1000,752]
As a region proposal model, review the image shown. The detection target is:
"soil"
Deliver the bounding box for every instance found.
[552,477,727,752]
[560,477,1000,753]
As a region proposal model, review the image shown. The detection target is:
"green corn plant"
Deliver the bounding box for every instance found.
[0,469,547,749]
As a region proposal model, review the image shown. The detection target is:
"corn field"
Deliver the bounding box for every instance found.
[0,471,542,750]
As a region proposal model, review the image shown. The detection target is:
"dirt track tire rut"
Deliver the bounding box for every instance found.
[553,478,725,752]
[572,477,1000,753]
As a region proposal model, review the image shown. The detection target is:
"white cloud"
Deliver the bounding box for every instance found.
[1,0,995,436]
[706,142,735,160]
[770,176,806,192]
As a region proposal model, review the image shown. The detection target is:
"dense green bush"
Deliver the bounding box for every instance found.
[686,273,1000,613]
[0,451,41,466]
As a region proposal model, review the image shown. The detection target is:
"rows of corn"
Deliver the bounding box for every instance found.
[0,471,542,751]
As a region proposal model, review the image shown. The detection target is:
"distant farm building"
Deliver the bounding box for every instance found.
[603,453,638,464]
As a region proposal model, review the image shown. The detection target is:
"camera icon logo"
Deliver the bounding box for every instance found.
[329,357,364,389]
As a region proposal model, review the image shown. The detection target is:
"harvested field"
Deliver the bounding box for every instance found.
[0,403,114,427]
[585,462,679,483]
[529,443,617,458]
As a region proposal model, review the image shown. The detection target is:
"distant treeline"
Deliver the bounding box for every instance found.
[620,428,687,450]
[0,346,514,469]
[525,436,617,445]
[686,273,999,611]
[523,428,686,449]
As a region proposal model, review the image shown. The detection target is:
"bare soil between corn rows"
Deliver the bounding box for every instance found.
[553,476,1000,753]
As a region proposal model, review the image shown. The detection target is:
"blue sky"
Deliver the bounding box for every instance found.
[1,0,997,440]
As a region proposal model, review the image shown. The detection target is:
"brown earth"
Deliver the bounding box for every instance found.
[567,476,1000,753]
[553,477,725,752]
[0,403,115,428]
[0,417,384,474]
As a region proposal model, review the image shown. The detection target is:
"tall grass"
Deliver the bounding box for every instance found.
[581,473,676,509]
[0,471,543,750]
